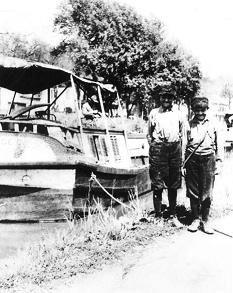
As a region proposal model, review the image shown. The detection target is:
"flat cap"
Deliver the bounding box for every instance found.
[191,97,209,109]
[159,83,175,97]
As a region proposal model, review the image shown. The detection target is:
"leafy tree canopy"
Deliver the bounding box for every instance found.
[0,33,52,63]
[52,0,202,116]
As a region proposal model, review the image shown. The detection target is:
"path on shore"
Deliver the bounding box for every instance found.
[54,214,233,293]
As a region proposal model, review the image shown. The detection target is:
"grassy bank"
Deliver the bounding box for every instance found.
[1,149,233,292]
[0,196,180,292]
[0,189,232,293]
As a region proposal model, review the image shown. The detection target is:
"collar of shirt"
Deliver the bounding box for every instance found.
[190,115,209,126]
[158,106,175,113]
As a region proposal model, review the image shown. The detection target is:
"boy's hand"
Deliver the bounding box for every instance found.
[215,160,223,175]
[181,167,186,177]
[147,136,152,145]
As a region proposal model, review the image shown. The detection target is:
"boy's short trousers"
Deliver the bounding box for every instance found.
[149,141,182,190]
[185,152,215,201]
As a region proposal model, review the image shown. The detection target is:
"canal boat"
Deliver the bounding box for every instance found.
[0,56,150,222]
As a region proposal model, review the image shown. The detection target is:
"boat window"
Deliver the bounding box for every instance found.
[37,125,48,136]
[93,135,102,160]
[88,135,109,162]
[101,137,108,157]
[1,122,15,131]
[110,136,121,160]
[19,124,33,132]
[89,136,98,159]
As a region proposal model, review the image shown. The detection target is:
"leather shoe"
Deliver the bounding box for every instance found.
[188,219,200,232]
[169,216,183,228]
[202,221,214,234]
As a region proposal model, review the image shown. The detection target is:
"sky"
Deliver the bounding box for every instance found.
[0,0,232,80]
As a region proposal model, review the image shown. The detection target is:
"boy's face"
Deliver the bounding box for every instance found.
[193,107,207,121]
[160,94,173,110]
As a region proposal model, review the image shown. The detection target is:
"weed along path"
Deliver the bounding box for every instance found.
[52,214,233,293]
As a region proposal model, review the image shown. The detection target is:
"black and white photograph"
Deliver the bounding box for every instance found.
[0,0,232,292]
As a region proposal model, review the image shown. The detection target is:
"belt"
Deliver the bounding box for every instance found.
[152,138,180,144]
[185,150,215,158]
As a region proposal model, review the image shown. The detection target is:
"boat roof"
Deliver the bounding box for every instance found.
[0,55,117,95]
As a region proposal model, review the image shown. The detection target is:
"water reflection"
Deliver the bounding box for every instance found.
[0,222,68,259]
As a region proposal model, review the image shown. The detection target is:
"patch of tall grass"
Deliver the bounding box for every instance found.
[1,149,232,291]
[0,193,151,291]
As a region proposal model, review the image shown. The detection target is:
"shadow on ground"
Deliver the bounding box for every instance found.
[149,204,193,225]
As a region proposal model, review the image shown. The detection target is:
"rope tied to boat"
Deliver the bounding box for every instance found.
[90,172,134,211]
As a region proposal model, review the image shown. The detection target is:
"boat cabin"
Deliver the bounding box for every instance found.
[0,56,148,168]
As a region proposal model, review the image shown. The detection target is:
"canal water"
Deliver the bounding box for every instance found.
[0,221,68,260]
[0,150,232,260]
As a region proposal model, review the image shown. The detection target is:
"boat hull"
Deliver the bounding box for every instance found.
[0,167,75,222]
[0,129,151,221]
[0,162,151,221]
[0,185,73,222]
[73,164,151,213]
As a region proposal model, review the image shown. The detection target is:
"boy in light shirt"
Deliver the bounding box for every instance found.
[147,86,185,227]
[184,97,223,234]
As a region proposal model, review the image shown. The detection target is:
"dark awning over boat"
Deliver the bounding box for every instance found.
[0,55,117,94]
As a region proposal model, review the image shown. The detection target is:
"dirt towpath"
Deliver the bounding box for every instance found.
[53,214,233,293]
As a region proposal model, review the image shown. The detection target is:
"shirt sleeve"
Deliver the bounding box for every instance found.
[147,111,153,141]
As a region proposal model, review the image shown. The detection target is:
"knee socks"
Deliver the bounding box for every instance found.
[190,197,211,221]
[153,189,163,217]
[168,188,177,216]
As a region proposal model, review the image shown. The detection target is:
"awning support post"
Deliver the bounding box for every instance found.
[97,85,115,163]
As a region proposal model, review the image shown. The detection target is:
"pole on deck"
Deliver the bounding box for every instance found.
[116,91,131,165]
[97,85,115,163]
[8,92,17,115]
[47,88,50,120]
[70,74,84,151]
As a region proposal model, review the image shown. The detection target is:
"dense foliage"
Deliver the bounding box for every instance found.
[0,0,202,117]
[52,0,202,116]
[0,33,52,63]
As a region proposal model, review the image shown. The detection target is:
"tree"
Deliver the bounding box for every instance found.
[52,0,202,117]
[0,33,52,63]
[221,82,233,111]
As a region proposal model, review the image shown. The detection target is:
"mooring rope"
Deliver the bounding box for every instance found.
[90,172,134,211]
